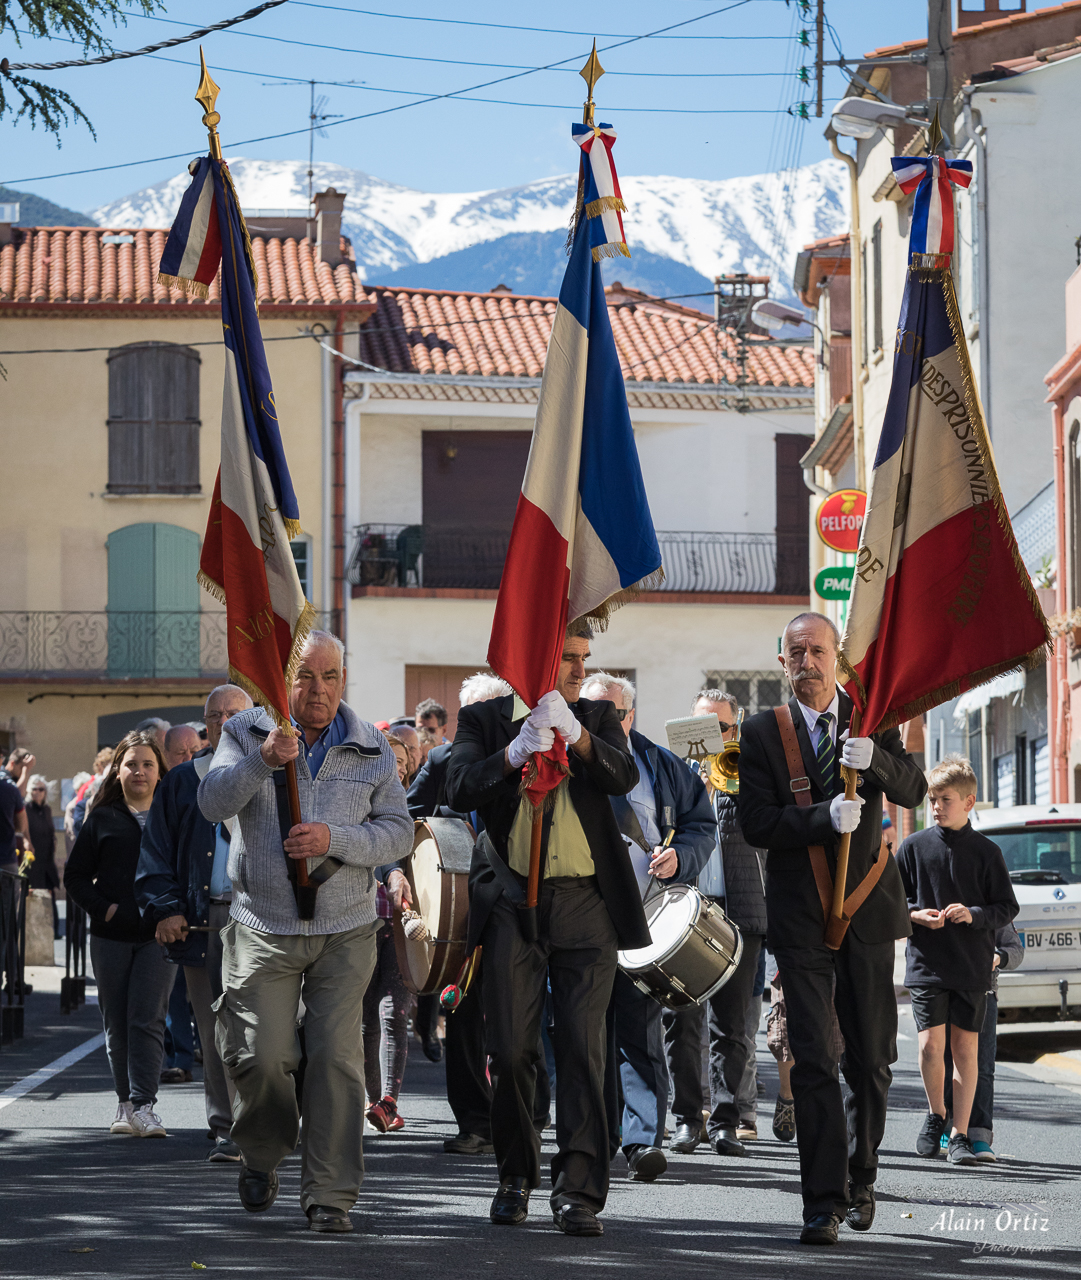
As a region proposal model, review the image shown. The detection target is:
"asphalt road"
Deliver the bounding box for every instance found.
[1,981,1079,1280]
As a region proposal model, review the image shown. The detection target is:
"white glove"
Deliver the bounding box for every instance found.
[530,690,582,744]
[830,793,866,834]
[840,734,874,771]
[507,718,556,769]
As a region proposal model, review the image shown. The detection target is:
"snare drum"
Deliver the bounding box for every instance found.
[617,883,743,1010]
[392,817,474,996]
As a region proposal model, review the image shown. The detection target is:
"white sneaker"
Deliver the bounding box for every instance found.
[131,1104,167,1138]
[110,1101,135,1135]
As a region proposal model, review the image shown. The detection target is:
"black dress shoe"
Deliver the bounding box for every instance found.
[626,1145,667,1182]
[421,1035,444,1063]
[444,1132,494,1155]
[670,1123,700,1154]
[490,1178,531,1225]
[553,1204,603,1236]
[800,1213,841,1246]
[712,1128,747,1157]
[307,1204,353,1233]
[846,1183,875,1232]
[238,1165,279,1213]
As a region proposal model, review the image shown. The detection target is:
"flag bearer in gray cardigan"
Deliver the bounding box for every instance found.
[198,631,413,1233]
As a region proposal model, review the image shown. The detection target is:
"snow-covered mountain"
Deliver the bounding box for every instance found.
[91,157,848,302]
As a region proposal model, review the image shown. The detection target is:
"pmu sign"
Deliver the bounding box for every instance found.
[814,567,854,601]
[815,489,866,554]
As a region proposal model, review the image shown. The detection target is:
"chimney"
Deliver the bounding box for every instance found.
[0,202,19,247]
[313,188,346,267]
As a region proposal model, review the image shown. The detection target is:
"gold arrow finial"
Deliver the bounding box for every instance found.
[196,46,223,160]
[580,39,605,127]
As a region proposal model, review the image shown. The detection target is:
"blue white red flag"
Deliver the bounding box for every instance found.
[488,126,661,802]
[159,155,314,723]
[891,155,972,257]
[838,261,1048,732]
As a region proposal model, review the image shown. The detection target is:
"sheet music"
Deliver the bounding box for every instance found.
[665,713,724,759]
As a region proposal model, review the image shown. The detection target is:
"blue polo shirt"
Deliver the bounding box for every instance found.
[294,710,348,780]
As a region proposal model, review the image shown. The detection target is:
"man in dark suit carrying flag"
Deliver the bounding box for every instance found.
[739,131,1049,1248]
[446,51,661,1239]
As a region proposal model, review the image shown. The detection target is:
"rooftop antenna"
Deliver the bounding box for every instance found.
[307,81,343,226]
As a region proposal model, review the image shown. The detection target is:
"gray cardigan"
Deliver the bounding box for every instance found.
[197,703,413,936]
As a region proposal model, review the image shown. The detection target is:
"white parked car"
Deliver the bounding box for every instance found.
[972,804,1081,1018]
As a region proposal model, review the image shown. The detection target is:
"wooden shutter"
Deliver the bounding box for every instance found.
[106,522,200,675]
[421,431,532,588]
[107,343,200,493]
[774,433,813,595]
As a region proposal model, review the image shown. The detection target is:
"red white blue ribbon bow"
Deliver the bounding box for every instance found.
[571,122,629,262]
[891,155,973,258]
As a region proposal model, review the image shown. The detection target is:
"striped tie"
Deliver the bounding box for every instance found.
[816,713,835,792]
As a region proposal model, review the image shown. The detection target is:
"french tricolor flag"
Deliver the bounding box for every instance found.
[488,124,661,797]
[838,260,1048,732]
[160,156,314,724]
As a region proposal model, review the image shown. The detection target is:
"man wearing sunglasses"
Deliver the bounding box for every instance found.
[580,673,714,1186]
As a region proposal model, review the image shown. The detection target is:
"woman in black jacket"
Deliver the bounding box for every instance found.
[26,776,60,938]
[65,730,175,1139]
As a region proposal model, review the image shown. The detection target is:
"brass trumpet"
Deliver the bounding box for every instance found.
[705,708,742,795]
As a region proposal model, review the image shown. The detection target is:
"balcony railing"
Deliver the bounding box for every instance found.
[349,525,782,594]
[0,612,228,678]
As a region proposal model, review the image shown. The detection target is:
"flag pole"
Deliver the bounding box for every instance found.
[521,41,607,927]
[826,707,860,947]
[195,48,309,886]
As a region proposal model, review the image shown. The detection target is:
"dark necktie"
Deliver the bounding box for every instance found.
[816,713,835,792]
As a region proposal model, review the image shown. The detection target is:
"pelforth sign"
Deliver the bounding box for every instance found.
[815,488,866,553]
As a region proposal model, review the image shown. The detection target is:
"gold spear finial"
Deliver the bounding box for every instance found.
[580,39,605,128]
[926,106,943,157]
[195,46,223,160]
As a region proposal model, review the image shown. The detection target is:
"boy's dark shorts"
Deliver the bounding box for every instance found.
[909,985,987,1033]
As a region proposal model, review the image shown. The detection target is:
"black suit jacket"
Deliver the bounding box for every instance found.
[406,743,465,819]
[445,694,650,952]
[737,690,927,947]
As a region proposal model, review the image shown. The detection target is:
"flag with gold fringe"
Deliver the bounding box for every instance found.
[159,153,314,724]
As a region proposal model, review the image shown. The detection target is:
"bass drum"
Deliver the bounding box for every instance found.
[392,817,474,996]
[617,883,743,1010]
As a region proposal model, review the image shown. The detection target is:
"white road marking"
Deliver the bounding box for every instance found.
[0,1033,106,1111]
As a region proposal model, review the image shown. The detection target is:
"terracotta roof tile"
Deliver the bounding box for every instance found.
[864,0,1081,58]
[0,226,374,311]
[354,285,812,390]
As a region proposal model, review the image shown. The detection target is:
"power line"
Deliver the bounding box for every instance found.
[290,3,793,39]
[0,0,776,185]
[2,0,288,71]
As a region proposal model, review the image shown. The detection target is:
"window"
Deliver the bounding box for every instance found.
[1032,736,1050,806]
[107,342,201,493]
[701,671,784,716]
[995,753,1015,808]
[774,433,814,595]
[1070,422,1081,608]
[861,241,868,366]
[291,537,312,599]
[106,523,201,676]
[872,219,883,353]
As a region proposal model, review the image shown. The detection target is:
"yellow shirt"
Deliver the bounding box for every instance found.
[505,696,596,879]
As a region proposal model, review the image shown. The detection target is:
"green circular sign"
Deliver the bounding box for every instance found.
[814,566,854,601]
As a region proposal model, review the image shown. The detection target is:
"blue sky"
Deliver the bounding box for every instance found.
[1,0,932,213]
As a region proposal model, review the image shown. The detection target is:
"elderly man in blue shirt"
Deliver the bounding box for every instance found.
[581,673,715,1185]
[198,630,413,1233]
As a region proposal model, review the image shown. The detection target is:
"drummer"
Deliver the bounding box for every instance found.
[444,623,647,1237]
[580,675,714,1185]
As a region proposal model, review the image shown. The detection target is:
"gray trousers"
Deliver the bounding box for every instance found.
[216,918,377,1213]
[91,935,176,1108]
[183,902,235,1139]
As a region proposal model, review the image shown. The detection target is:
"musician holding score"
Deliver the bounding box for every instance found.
[737,613,926,1247]
[444,624,648,1237]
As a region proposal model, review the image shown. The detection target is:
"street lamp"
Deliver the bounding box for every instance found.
[750,299,812,331]
[830,95,927,140]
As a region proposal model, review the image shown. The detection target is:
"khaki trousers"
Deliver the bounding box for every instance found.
[184,902,236,1140]
[216,918,377,1212]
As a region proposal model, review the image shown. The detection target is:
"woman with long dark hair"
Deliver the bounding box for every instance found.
[65,730,175,1138]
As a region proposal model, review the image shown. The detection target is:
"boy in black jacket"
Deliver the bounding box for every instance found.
[896,756,1018,1168]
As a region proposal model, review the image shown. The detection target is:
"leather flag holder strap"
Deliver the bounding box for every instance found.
[772,705,889,951]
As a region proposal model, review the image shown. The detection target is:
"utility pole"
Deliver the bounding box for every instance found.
[815,0,824,117]
[926,0,953,150]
